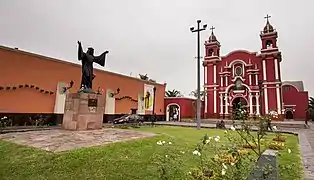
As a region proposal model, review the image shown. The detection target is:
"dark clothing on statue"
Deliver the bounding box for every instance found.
[77,43,107,91]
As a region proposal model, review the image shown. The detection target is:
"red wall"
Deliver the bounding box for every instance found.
[282,85,308,120]
[164,98,204,119]
[265,58,276,82]
[0,46,165,114]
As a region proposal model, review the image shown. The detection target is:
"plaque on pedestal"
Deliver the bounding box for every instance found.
[62,93,105,130]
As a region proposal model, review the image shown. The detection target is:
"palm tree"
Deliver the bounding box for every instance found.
[165,89,182,97]
[139,74,149,81]
[189,89,206,100]
[307,97,314,120]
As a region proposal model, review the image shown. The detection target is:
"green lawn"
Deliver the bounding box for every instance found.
[0,126,303,180]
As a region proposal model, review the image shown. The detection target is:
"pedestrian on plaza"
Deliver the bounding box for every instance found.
[173,113,178,121]
[267,118,273,131]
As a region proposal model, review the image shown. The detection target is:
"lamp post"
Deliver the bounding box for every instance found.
[223,96,226,120]
[190,20,207,130]
[152,86,157,125]
[258,81,263,116]
[153,86,156,115]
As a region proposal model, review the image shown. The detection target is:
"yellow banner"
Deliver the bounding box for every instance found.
[144,84,154,111]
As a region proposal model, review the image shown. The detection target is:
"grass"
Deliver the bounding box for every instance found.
[0,126,303,180]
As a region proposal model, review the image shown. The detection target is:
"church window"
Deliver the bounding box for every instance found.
[266,40,273,49]
[208,49,214,56]
[235,66,243,76]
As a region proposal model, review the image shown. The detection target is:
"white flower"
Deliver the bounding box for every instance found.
[214,136,220,142]
[162,141,166,144]
[192,150,201,156]
[231,162,235,166]
[273,126,277,130]
[288,149,291,154]
[221,169,226,175]
[188,171,192,175]
[222,163,228,169]
[230,126,236,131]
[168,142,172,145]
[157,141,163,145]
[165,155,168,158]
[180,151,185,154]
[1,116,7,120]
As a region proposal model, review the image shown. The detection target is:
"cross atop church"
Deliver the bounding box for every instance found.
[210,26,215,34]
[264,14,271,22]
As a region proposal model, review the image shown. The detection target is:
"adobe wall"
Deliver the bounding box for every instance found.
[0,46,165,115]
[164,98,205,119]
[282,84,308,120]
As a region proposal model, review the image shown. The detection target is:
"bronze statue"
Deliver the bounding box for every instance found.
[77,41,109,93]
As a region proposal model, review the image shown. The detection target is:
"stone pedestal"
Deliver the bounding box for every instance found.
[62,93,105,130]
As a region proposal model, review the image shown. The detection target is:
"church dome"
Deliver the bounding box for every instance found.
[263,15,275,33]
[263,21,274,33]
[208,32,217,42]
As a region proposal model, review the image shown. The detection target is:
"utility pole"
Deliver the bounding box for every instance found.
[190,20,207,130]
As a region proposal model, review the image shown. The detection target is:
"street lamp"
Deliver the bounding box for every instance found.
[190,20,207,130]
[258,80,263,116]
[152,86,157,125]
[223,96,227,120]
[153,86,157,115]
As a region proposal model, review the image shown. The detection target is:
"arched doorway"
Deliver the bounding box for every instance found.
[232,97,248,120]
[285,110,294,120]
[166,103,180,121]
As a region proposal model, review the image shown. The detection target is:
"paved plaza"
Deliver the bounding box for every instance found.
[0,128,155,152]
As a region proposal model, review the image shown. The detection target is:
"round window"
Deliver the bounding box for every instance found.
[235,66,243,76]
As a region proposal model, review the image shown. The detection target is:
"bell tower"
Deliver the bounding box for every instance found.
[205,26,220,57]
[203,26,221,118]
[258,14,283,118]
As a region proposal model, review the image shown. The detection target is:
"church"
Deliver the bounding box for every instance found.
[203,15,309,120]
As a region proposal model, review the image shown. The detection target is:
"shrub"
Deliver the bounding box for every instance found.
[216,120,225,129]
[268,141,285,150]
[0,116,12,132]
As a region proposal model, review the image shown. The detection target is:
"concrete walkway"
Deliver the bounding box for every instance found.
[149,121,314,180]
[298,128,314,180]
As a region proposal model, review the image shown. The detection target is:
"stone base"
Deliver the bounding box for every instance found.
[205,113,221,119]
[62,93,105,131]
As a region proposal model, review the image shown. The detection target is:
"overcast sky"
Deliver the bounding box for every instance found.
[1,0,313,96]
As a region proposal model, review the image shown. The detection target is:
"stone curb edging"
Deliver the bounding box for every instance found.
[144,122,299,135]
[0,126,60,134]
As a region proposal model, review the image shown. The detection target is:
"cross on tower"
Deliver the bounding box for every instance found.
[210,26,215,33]
[264,14,271,22]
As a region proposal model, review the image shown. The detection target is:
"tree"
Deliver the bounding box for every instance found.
[307,97,314,120]
[165,89,182,97]
[139,74,149,81]
[189,89,206,100]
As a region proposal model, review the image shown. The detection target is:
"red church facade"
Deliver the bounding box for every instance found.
[204,17,308,121]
